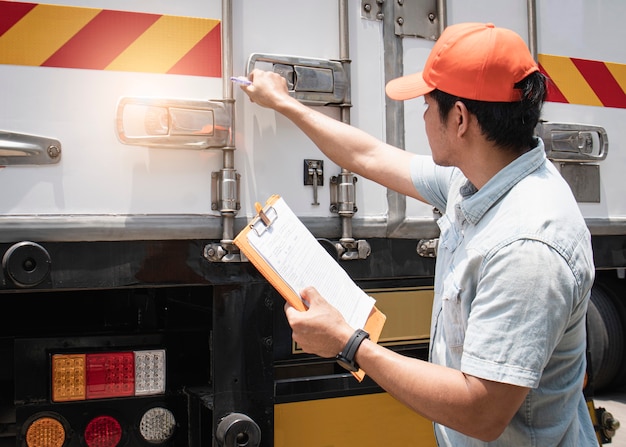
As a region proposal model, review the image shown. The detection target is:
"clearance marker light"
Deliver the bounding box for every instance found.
[84,415,122,447]
[52,350,166,402]
[25,416,66,447]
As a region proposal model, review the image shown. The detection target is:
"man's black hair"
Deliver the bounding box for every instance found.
[429,71,548,153]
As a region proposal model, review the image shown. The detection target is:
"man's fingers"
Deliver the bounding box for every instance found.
[284,301,297,319]
[284,288,319,324]
[300,286,323,305]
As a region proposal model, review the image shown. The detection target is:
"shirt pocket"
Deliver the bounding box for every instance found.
[441,278,465,350]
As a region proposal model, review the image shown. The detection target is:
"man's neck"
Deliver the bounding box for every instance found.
[460,143,527,190]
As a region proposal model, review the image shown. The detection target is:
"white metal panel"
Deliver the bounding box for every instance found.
[538,0,626,64]
[0,0,393,234]
[447,0,529,39]
[0,1,223,217]
[344,2,390,220]
[234,0,339,219]
[234,0,390,220]
[0,68,222,215]
[538,0,626,222]
[7,0,622,235]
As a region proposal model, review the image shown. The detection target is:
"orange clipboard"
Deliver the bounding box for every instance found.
[233,195,385,381]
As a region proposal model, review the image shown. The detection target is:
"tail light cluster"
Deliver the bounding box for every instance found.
[52,349,166,401]
[23,349,176,447]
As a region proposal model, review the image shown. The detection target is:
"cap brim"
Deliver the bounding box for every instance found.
[385,71,435,100]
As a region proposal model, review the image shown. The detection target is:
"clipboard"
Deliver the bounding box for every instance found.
[234,195,386,381]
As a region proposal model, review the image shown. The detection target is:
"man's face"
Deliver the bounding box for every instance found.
[423,94,455,167]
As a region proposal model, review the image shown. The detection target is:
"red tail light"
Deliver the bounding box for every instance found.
[84,415,122,447]
[86,352,134,399]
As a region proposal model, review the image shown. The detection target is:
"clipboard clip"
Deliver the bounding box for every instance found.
[251,203,278,236]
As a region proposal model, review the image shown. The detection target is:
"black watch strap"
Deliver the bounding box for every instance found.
[336,328,370,372]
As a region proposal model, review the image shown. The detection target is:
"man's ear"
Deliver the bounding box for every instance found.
[454,100,470,137]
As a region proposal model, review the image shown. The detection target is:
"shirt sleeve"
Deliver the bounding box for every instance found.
[460,238,580,388]
[409,155,458,211]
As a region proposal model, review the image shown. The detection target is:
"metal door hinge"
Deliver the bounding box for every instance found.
[362,0,440,40]
[417,238,438,258]
[330,172,370,260]
[330,172,358,216]
[335,238,371,261]
[211,169,241,213]
[205,168,242,262]
[362,0,385,21]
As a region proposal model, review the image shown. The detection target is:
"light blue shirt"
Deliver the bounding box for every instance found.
[410,140,598,446]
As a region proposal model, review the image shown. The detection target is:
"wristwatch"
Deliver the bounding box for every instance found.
[336,328,370,372]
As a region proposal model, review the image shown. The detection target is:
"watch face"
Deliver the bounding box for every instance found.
[336,356,358,372]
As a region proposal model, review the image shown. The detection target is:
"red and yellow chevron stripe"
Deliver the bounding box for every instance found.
[0,1,221,77]
[539,54,626,109]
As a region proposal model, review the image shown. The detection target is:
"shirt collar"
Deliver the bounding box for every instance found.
[459,139,546,225]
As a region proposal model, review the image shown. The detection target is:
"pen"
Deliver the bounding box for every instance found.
[230,76,252,86]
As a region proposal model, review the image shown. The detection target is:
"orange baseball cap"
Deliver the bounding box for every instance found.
[385,22,539,102]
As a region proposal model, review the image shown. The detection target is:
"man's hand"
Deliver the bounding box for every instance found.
[240,69,293,111]
[284,287,354,358]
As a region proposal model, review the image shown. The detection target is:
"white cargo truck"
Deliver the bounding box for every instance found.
[0,0,622,445]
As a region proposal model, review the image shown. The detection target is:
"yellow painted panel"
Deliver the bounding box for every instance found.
[369,287,433,345]
[538,54,602,107]
[0,4,100,66]
[275,393,436,447]
[606,61,626,92]
[106,15,219,73]
[292,287,433,354]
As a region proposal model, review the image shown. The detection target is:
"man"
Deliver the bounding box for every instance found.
[240,22,598,446]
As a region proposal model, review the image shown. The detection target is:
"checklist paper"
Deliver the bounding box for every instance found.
[234,195,386,380]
